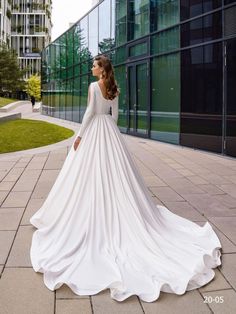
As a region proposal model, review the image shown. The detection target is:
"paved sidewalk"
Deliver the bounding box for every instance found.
[0,102,236,313]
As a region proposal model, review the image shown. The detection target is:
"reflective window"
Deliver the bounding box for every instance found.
[151,53,180,145]
[128,0,149,40]
[89,7,98,57]
[181,11,222,47]
[151,0,179,32]
[151,26,179,54]
[116,0,127,46]
[180,0,221,21]
[99,0,112,53]
[181,43,222,152]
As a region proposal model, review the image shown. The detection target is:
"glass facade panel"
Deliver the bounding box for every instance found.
[89,8,98,57]
[116,0,127,45]
[226,37,236,157]
[151,0,179,32]
[129,41,147,57]
[41,1,236,157]
[115,65,127,129]
[151,53,180,144]
[151,26,179,54]
[180,0,222,21]
[181,43,223,152]
[99,0,112,53]
[128,0,149,40]
[181,11,222,47]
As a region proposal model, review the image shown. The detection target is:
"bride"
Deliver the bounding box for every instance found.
[30,54,222,303]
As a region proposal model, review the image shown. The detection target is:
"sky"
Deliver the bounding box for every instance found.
[51,0,93,41]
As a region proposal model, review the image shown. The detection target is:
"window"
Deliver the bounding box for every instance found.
[128,0,149,40]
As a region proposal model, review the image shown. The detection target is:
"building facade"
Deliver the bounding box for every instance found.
[0,0,52,79]
[41,0,236,158]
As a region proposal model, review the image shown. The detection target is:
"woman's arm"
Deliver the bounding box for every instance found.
[76,83,96,138]
[111,96,119,124]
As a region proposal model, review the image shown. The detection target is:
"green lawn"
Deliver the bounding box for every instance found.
[0,97,19,108]
[0,119,74,153]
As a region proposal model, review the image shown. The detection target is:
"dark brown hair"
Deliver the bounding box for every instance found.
[94,55,120,100]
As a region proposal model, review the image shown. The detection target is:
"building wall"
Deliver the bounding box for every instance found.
[0,0,52,79]
[41,0,236,158]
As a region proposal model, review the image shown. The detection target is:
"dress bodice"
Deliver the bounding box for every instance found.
[76,81,119,138]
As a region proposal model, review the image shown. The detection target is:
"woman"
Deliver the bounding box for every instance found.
[30,55,222,303]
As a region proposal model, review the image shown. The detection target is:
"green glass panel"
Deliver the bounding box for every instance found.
[136,63,148,134]
[67,29,74,67]
[116,0,127,46]
[151,26,179,54]
[128,0,149,40]
[80,75,89,123]
[114,46,126,64]
[129,42,147,57]
[151,0,179,32]
[151,53,180,141]
[114,65,127,129]
[72,76,80,122]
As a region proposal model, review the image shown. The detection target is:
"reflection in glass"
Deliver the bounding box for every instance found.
[151,26,179,54]
[128,0,149,40]
[99,0,114,53]
[151,53,180,144]
[89,7,98,57]
[151,0,179,32]
[116,0,127,46]
[180,0,222,21]
[181,43,222,152]
[181,12,222,47]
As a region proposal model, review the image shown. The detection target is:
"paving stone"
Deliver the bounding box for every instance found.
[149,187,185,202]
[163,201,206,221]
[180,194,236,217]
[209,217,236,245]
[21,198,45,225]
[201,289,236,314]
[199,269,231,292]
[185,176,209,185]
[195,221,236,254]
[91,289,143,314]
[216,184,236,199]
[0,207,24,230]
[220,254,236,290]
[56,299,92,314]
[2,167,25,181]
[56,284,89,299]
[6,226,32,267]
[195,184,225,195]
[25,156,48,170]
[12,169,41,192]
[0,170,8,180]
[1,191,31,208]
[141,290,211,314]
[0,161,16,171]
[0,268,54,314]
[143,175,167,187]
[0,231,15,264]
[0,190,9,206]
[0,181,15,191]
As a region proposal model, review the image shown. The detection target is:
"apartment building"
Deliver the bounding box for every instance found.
[0,0,52,79]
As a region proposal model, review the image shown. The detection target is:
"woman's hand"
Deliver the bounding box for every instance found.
[74,137,81,151]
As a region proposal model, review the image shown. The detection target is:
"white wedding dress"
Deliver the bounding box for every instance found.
[30,81,222,302]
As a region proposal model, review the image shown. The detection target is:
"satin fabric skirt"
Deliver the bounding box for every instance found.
[30,114,222,302]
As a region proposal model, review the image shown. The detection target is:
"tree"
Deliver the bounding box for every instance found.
[0,42,26,94]
[26,75,41,101]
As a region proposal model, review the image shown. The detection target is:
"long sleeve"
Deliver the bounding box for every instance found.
[111,96,119,124]
[77,83,96,138]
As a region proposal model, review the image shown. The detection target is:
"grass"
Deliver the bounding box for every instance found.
[0,97,19,108]
[0,118,75,153]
